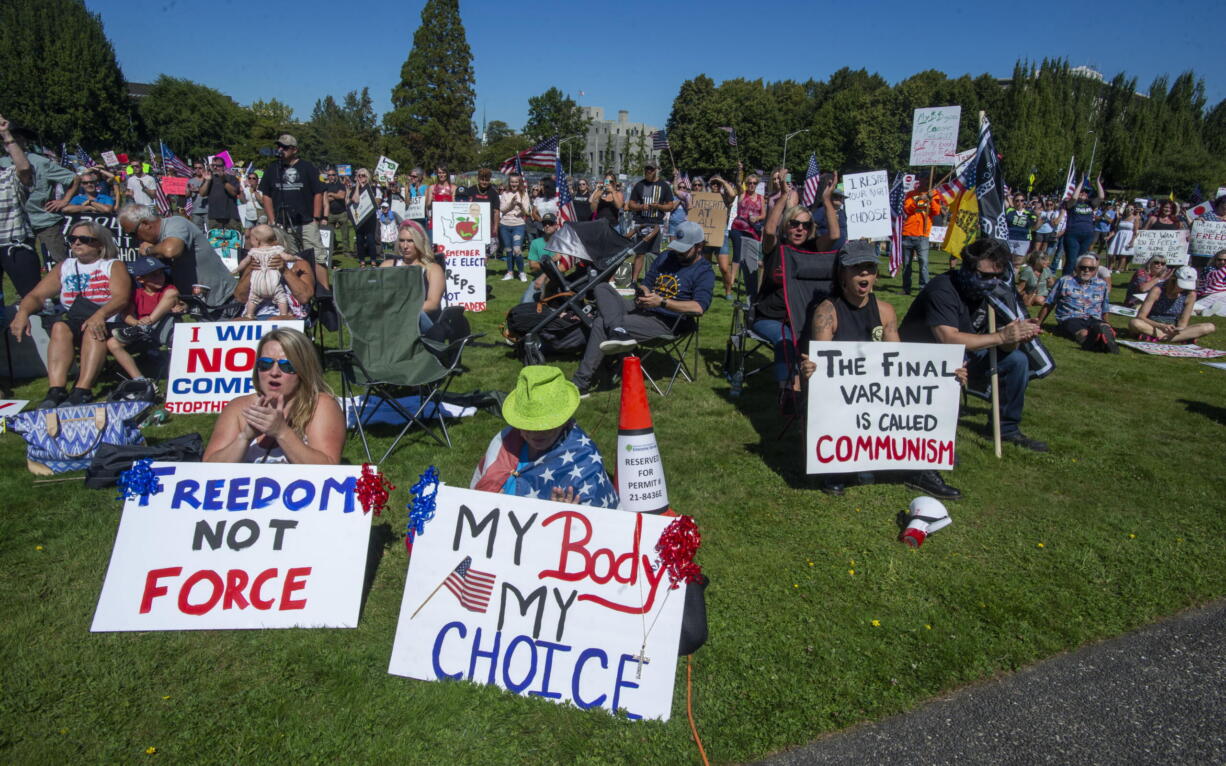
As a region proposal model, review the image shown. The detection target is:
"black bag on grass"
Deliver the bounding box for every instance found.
[678,575,709,656]
[84,433,204,489]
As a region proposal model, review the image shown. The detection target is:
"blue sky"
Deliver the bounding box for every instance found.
[90,0,1225,131]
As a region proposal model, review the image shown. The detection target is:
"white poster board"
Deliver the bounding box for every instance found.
[929,225,948,245]
[434,201,491,312]
[805,341,963,474]
[375,156,399,184]
[0,399,30,416]
[164,320,304,414]
[909,106,961,166]
[406,196,426,221]
[1131,229,1190,266]
[843,171,892,240]
[92,462,371,632]
[388,485,687,721]
[101,150,119,168]
[1189,220,1226,256]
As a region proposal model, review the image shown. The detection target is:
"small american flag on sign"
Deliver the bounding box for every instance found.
[801,153,821,207]
[444,556,496,613]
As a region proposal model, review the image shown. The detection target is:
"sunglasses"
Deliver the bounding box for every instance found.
[1076,266,1097,272]
[787,219,813,229]
[67,235,100,246]
[256,357,297,374]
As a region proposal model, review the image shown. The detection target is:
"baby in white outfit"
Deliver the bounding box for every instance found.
[235,224,291,319]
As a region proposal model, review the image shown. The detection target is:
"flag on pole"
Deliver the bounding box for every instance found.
[442,556,496,613]
[152,178,171,217]
[161,142,193,178]
[1186,198,1214,220]
[964,114,1009,240]
[555,152,576,224]
[934,178,966,204]
[145,144,162,174]
[651,130,670,151]
[499,136,558,174]
[1061,156,1078,201]
[801,153,821,207]
[888,173,906,277]
[1190,184,1204,205]
[60,143,75,171]
[75,145,94,169]
[718,126,737,147]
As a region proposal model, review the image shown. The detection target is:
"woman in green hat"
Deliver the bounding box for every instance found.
[471,366,619,508]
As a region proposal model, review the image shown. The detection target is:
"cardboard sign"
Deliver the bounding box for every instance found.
[1189,220,1226,255]
[160,175,188,196]
[61,213,140,261]
[406,195,426,220]
[164,320,305,414]
[388,484,687,721]
[101,150,119,167]
[805,341,963,474]
[1131,229,1190,266]
[909,106,961,166]
[375,156,399,184]
[91,462,371,632]
[433,201,490,312]
[687,192,727,248]
[929,225,948,245]
[843,171,892,240]
[336,164,352,177]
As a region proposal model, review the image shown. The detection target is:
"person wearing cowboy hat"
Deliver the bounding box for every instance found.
[471,366,619,508]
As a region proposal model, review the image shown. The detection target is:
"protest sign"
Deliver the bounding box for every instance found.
[336,164,353,177]
[1118,341,1226,358]
[390,197,407,220]
[909,106,961,166]
[842,171,892,240]
[319,228,333,250]
[101,150,119,167]
[388,484,688,721]
[0,399,30,416]
[929,225,948,245]
[349,187,376,228]
[61,213,140,261]
[91,462,371,632]
[1217,186,1226,201]
[434,201,490,312]
[375,156,399,184]
[805,341,963,474]
[164,320,305,414]
[902,174,919,193]
[406,195,426,220]
[1189,220,1226,255]
[159,175,188,196]
[210,150,234,169]
[687,191,727,248]
[1131,229,1190,266]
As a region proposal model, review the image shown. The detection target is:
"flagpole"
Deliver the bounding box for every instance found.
[988,307,1002,459]
[410,572,451,619]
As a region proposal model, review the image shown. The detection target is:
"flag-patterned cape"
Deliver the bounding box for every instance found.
[470,424,619,509]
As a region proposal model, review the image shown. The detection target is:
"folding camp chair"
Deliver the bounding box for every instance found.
[326,266,474,461]
[722,237,773,396]
[638,311,701,396]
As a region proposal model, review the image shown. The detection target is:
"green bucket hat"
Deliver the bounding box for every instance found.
[502,366,580,431]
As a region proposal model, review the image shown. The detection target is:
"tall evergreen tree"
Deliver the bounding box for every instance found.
[385,0,476,171]
[0,0,138,148]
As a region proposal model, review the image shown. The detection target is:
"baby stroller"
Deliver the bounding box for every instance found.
[503,221,649,366]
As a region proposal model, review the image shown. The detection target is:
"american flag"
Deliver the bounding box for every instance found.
[75,145,94,168]
[801,153,821,207]
[145,144,162,174]
[443,556,496,613]
[934,178,966,204]
[184,197,194,216]
[718,126,737,147]
[161,142,193,178]
[1190,184,1204,205]
[888,172,905,277]
[556,152,575,223]
[1061,156,1077,201]
[152,174,172,216]
[651,130,669,151]
[60,143,75,171]
[500,136,558,174]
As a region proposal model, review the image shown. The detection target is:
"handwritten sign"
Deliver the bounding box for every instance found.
[388,485,687,721]
[686,192,727,248]
[805,341,963,473]
[929,225,948,245]
[1189,220,1226,256]
[375,156,400,184]
[406,196,426,221]
[160,175,188,196]
[101,151,119,167]
[336,164,352,177]
[164,320,304,414]
[0,399,30,416]
[433,201,489,312]
[61,214,139,261]
[909,106,961,166]
[842,171,892,240]
[1131,229,1190,266]
[91,462,371,632]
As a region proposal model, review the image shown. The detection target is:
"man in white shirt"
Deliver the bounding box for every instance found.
[125,162,158,210]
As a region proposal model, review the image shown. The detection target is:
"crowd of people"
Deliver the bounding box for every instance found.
[3,110,1225,510]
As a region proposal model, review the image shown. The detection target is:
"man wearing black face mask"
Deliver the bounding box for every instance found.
[899,238,1047,451]
[571,221,713,395]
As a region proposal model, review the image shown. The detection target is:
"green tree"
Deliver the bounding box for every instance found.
[300,88,381,170]
[0,0,138,148]
[235,99,295,162]
[385,0,476,171]
[484,119,515,143]
[666,75,724,174]
[139,75,252,160]
[523,87,591,173]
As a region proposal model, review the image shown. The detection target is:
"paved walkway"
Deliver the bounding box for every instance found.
[757,600,1226,765]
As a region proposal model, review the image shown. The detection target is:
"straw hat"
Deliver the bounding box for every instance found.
[501,366,579,431]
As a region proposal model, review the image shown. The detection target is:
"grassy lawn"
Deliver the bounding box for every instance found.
[2,248,1225,764]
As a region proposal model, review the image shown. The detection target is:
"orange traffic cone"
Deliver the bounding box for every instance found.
[615,356,672,514]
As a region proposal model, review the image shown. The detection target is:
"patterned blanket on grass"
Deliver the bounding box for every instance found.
[1118,341,1226,358]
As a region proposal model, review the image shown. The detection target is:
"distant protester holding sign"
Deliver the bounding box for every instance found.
[900,179,944,294]
[204,328,344,464]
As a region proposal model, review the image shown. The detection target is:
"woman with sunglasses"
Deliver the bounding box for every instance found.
[11,221,132,408]
[1125,254,1170,307]
[204,328,344,464]
[1128,265,1217,342]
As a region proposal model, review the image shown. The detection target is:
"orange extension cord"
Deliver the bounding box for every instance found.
[687,655,711,766]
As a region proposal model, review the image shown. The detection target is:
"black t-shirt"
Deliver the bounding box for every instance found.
[572,193,592,222]
[456,183,499,206]
[899,273,972,343]
[1064,197,1100,235]
[630,179,674,226]
[259,159,322,226]
[206,173,241,222]
[324,181,346,215]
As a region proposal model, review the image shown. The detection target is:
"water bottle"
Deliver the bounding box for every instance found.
[729,370,743,399]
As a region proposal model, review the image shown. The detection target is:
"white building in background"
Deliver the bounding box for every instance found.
[580,107,661,176]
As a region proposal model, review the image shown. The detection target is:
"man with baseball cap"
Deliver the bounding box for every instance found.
[258,134,326,263]
[571,220,713,394]
[626,162,677,281]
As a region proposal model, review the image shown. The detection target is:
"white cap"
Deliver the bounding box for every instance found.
[1176,266,1198,290]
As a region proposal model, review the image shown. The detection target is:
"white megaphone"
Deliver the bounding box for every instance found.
[899,496,951,548]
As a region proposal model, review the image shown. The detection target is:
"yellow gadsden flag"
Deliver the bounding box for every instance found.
[941,189,980,259]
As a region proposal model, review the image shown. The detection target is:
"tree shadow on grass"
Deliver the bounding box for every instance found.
[1177,398,1226,427]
